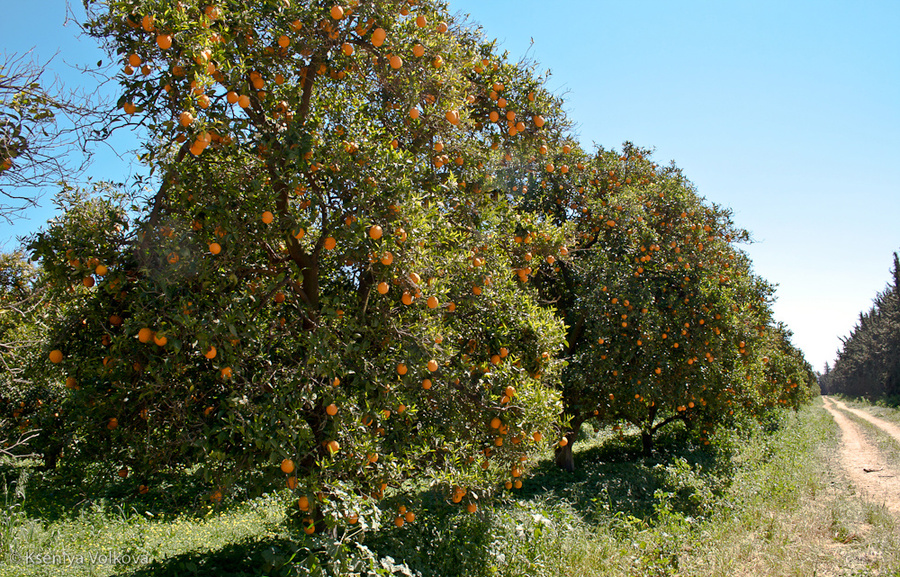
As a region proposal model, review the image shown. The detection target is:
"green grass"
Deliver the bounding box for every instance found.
[0,398,898,576]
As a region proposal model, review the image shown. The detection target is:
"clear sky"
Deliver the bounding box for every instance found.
[2,1,898,372]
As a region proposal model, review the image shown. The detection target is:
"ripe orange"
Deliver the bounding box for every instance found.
[204,345,217,359]
[157,34,172,49]
[281,458,295,474]
[261,211,274,224]
[427,359,439,372]
[297,495,309,510]
[390,55,403,69]
[369,225,383,239]
[466,503,477,513]
[324,237,337,250]
[397,363,408,375]
[326,440,340,454]
[377,282,389,294]
[108,417,119,430]
[342,42,354,56]
[153,334,168,346]
[413,44,425,57]
[558,437,568,447]
[209,242,222,255]
[426,296,439,309]
[330,5,344,19]
[371,28,386,47]
[326,403,338,416]
[220,367,232,379]
[138,328,154,343]
[49,349,63,364]
[422,379,432,390]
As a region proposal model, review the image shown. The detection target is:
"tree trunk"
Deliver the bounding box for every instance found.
[554,428,579,472]
[641,430,654,457]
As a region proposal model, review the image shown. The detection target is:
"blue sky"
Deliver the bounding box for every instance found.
[2,0,899,372]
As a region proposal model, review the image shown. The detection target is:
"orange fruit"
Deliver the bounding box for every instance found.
[108,417,119,430]
[326,440,340,454]
[426,296,439,309]
[209,242,222,255]
[220,367,232,379]
[389,55,403,69]
[326,403,338,416]
[204,345,217,359]
[415,14,427,27]
[49,349,63,364]
[422,379,432,390]
[261,211,274,224]
[371,28,386,47]
[297,495,309,510]
[369,225,383,239]
[324,237,337,250]
[153,334,168,346]
[466,503,477,513]
[377,282,389,294]
[157,34,172,49]
[330,5,344,19]
[397,363,408,375]
[427,359,439,372]
[341,42,354,56]
[138,328,154,343]
[281,458,295,474]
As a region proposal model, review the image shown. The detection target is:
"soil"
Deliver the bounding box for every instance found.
[822,396,900,516]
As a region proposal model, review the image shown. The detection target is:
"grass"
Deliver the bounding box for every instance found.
[0,398,898,576]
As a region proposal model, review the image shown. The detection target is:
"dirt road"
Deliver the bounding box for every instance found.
[822,396,900,516]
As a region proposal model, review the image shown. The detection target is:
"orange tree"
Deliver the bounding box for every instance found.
[27,0,573,529]
[508,142,816,467]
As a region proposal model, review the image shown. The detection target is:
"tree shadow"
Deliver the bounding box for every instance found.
[108,536,306,577]
[514,425,736,524]
[0,457,275,523]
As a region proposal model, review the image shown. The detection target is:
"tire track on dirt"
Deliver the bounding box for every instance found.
[821,396,900,516]
[829,398,900,445]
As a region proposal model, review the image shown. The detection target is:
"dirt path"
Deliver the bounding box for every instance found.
[822,395,900,516]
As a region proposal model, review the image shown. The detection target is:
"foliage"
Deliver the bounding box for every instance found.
[505,141,817,462]
[25,0,579,532]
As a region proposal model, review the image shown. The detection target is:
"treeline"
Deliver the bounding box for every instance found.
[819,252,900,400]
